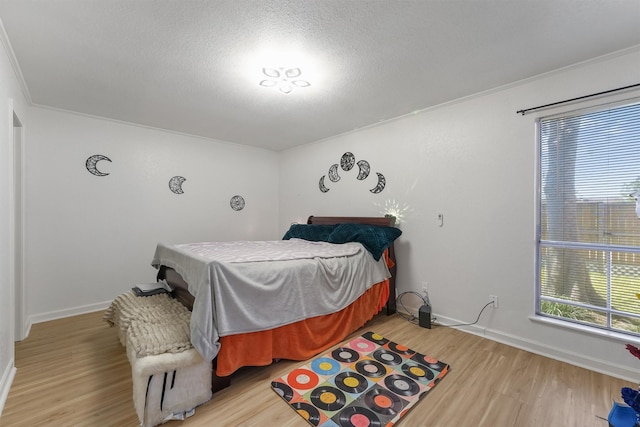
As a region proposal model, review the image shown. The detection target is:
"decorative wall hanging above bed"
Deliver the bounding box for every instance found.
[85,154,112,176]
[356,160,370,180]
[319,152,386,194]
[328,164,341,182]
[340,151,355,171]
[370,172,386,194]
[168,176,186,194]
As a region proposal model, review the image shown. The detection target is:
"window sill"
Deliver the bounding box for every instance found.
[529,314,640,345]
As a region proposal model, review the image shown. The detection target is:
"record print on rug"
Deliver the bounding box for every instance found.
[271,332,449,426]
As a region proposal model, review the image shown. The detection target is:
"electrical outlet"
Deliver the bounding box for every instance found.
[490,295,498,309]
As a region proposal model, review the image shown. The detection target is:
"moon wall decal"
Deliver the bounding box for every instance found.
[86,154,111,176]
[230,195,245,211]
[369,172,386,194]
[340,152,355,171]
[356,160,370,180]
[169,176,186,194]
[328,164,341,182]
[319,175,330,193]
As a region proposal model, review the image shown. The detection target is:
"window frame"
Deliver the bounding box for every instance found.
[534,96,640,336]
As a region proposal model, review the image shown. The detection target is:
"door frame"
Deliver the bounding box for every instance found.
[11,107,25,341]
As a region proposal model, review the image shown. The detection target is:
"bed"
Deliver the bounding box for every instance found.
[152,215,400,392]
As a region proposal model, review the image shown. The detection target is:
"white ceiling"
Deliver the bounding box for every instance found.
[0,1,639,151]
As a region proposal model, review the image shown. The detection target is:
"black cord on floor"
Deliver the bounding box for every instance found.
[395,290,495,329]
[433,301,494,328]
[396,311,419,325]
[394,291,495,329]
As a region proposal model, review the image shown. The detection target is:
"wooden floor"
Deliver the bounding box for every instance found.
[1,310,628,427]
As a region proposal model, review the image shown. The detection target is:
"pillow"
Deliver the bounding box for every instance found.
[282,224,337,242]
[328,223,402,261]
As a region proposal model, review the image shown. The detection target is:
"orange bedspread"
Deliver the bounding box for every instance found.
[216,279,389,376]
[216,251,394,377]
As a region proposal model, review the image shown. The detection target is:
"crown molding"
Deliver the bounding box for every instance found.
[0,17,32,104]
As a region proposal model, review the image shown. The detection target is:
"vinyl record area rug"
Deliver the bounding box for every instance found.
[271,332,449,427]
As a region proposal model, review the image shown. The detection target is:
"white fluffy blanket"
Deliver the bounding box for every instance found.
[104,291,192,357]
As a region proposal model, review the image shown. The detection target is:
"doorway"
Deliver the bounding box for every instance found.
[12,111,24,341]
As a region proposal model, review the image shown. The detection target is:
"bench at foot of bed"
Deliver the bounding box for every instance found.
[104,291,212,427]
[127,346,212,427]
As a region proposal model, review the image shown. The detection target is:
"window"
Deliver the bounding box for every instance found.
[537,100,640,335]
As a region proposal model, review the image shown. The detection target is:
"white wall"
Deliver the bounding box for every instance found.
[279,47,640,380]
[0,24,28,414]
[23,107,279,324]
[1,31,638,420]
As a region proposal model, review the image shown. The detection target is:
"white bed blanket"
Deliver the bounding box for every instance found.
[151,239,391,362]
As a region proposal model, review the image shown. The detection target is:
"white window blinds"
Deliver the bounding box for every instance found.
[538,100,640,333]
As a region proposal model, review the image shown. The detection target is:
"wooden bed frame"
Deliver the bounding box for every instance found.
[155,215,398,392]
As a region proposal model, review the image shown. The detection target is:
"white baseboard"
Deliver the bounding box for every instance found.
[26,300,111,329]
[431,312,636,383]
[0,359,16,417]
[397,297,635,382]
[15,316,31,342]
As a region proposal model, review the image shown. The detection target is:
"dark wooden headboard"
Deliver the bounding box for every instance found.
[307,215,394,227]
[307,216,397,315]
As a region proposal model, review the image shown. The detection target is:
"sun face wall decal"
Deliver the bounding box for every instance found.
[319,152,386,194]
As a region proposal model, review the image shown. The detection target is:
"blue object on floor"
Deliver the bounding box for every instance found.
[609,402,638,427]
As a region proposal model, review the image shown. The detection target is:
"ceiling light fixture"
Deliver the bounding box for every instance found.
[259,67,310,94]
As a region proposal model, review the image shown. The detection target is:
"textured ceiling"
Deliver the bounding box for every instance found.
[0,0,639,151]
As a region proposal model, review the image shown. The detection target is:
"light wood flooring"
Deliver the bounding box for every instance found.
[1,310,628,427]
